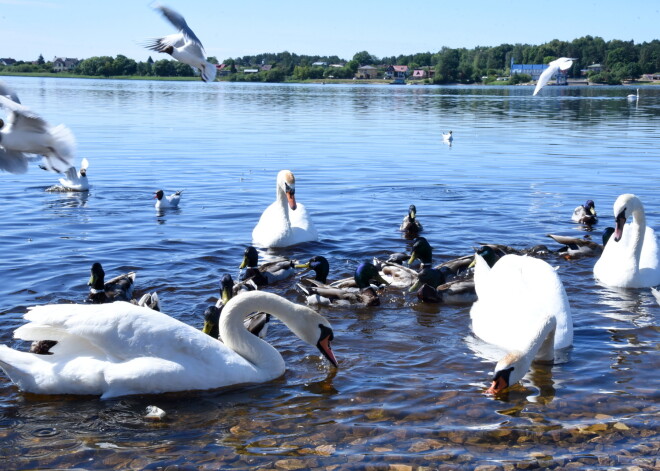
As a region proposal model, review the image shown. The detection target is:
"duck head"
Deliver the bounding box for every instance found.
[354,262,388,290]
[409,267,446,293]
[277,170,297,210]
[295,255,330,283]
[408,237,433,266]
[239,246,259,269]
[602,227,615,246]
[88,262,105,289]
[408,204,417,221]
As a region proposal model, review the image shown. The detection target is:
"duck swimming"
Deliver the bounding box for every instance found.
[296,255,330,283]
[252,170,318,248]
[572,200,597,225]
[593,194,660,288]
[0,291,337,398]
[400,204,423,238]
[239,246,295,287]
[88,262,135,304]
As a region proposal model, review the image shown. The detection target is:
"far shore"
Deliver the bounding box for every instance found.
[1,71,656,86]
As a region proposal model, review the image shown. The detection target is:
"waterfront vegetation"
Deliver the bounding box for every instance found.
[2,36,659,84]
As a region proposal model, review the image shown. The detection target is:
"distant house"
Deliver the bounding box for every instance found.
[385,65,409,80]
[216,63,232,76]
[642,72,660,81]
[52,57,79,72]
[411,68,434,80]
[312,62,327,67]
[510,62,547,80]
[356,65,378,79]
[329,63,345,68]
[260,64,273,72]
[0,58,16,66]
[586,63,603,74]
[243,68,259,74]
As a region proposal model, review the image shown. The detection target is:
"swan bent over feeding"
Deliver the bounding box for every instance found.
[470,253,573,394]
[252,170,318,248]
[0,291,337,398]
[593,194,660,288]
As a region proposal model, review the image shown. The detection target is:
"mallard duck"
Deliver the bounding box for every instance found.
[572,199,598,225]
[239,246,295,287]
[295,255,330,283]
[0,291,337,398]
[145,4,217,82]
[58,158,89,191]
[546,233,603,259]
[154,189,182,209]
[416,278,477,304]
[252,170,318,248]
[400,204,423,238]
[0,95,76,174]
[297,261,387,307]
[407,237,433,267]
[203,274,271,340]
[470,252,573,394]
[594,194,660,288]
[87,262,135,304]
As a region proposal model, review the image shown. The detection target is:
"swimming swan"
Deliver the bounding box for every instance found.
[252,170,318,248]
[593,194,660,288]
[0,291,337,398]
[470,253,573,394]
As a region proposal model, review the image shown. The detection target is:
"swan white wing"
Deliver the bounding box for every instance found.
[289,202,318,244]
[252,201,292,248]
[0,96,48,132]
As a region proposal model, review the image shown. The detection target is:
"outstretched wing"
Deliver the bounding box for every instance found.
[154,4,204,48]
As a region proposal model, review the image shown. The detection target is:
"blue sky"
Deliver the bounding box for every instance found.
[1,0,658,62]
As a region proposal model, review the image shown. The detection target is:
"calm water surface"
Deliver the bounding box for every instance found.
[0,77,658,470]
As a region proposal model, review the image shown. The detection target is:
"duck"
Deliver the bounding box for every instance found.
[297,261,387,307]
[134,292,161,311]
[400,204,423,238]
[572,200,598,225]
[0,291,337,398]
[239,246,295,287]
[469,253,573,394]
[154,189,182,209]
[417,278,477,305]
[0,95,76,174]
[295,255,330,283]
[252,170,318,248]
[58,158,89,191]
[546,233,604,259]
[87,262,136,304]
[593,194,660,288]
[407,236,433,267]
[145,4,217,82]
[203,274,271,341]
[442,130,453,143]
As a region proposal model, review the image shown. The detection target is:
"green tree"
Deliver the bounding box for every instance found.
[352,51,376,65]
[37,54,45,65]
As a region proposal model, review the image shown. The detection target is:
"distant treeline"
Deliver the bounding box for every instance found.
[2,36,659,84]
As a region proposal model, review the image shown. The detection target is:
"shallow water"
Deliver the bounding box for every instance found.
[0,77,658,470]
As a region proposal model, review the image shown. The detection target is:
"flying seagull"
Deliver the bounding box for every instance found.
[0,95,76,174]
[533,57,575,96]
[145,4,217,82]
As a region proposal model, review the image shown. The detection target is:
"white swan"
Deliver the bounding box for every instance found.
[145,4,217,82]
[0,291,337,398]
[627,89,639,102]
[533,57,575,96]
[470,253,573,394]
[252,170,318,248]
[593,194,660,288]
[58,158,89,191]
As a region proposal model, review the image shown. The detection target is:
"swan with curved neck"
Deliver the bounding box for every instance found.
[252,170,318,248]
[593,194,660,288]
[470,253,572,394]
[0,291,337,398]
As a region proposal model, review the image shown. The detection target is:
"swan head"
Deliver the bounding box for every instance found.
[239,246,259,269]
[154,189,164,201]
[277,170,297,210]
[88,262,105,288]
[295,255,330,283]
[486,351,529,395]
[612,193,642,242]
[408,237,433,266]
[354,262,387,290]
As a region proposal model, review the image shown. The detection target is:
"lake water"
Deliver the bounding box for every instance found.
[0,77,658,470]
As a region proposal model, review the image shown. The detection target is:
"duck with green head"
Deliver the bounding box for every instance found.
[400,204,423,238]
[88,262,135,304]
[239,246,295,287]
[295,255,330,283]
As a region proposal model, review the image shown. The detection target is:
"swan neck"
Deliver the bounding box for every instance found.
[629,207,646,268]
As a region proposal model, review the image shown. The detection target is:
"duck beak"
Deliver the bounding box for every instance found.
[239,255,248,269]
[407,253,417,265]
[295,261,312,273]
[221,287,232,304]
[317,335,338,367]
[87,274,95,287]
[486,375,508,395]
[286,190,297,210]
[202,321,214,335]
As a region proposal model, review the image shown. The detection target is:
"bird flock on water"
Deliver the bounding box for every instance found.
[0,5,657,400]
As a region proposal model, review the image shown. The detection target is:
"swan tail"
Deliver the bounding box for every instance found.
[0,345,45,392]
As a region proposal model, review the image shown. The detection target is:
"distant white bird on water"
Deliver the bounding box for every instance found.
[145,3,217,82]
[58,158,89,191]
[154,189,182,209]
[533,57,575,96]
[442,130,453,143]
[0,95,76,174]
[627,89,639,102]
